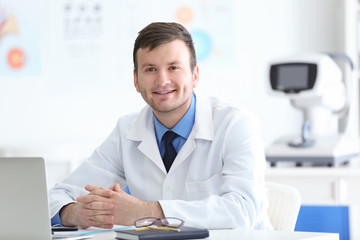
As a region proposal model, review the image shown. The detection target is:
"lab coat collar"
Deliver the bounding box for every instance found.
[192,90,214,141]
[126,90,214,173]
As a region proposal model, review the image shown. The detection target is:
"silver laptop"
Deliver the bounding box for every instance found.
[0,157,91,240]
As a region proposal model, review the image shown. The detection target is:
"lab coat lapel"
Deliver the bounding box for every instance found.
[126,106,167,174]
[169,91,214,172]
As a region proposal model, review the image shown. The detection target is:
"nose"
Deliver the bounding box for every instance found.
[156,69,171,86]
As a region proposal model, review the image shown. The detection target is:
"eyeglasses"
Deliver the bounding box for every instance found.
[134,217,184,232]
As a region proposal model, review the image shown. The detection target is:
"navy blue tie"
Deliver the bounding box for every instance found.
[162,131,178,172]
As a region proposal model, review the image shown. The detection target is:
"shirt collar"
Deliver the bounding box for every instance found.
[153,93,196,144]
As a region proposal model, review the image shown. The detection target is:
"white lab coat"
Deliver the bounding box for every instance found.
[49,91,272,230]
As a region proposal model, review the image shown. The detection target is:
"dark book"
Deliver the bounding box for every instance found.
[115,226,209,240]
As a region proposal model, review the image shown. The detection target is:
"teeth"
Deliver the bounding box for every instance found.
[158,90,173,94]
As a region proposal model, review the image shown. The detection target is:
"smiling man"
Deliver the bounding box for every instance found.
[49,22,272,230]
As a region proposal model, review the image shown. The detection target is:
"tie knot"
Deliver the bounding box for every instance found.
[162,131,178,143]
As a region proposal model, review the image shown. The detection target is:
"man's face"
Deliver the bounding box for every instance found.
[134,39,199,118]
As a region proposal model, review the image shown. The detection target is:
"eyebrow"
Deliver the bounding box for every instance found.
[140,61,184,69]
[168,60,182,65]
[140,63,155,69]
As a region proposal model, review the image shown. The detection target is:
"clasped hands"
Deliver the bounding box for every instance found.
[61,183,163,229]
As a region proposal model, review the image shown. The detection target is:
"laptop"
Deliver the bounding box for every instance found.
[0,157,91,240]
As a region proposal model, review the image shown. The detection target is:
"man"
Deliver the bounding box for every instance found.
[49,22,272,230]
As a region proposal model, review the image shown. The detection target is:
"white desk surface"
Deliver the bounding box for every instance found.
[89,229,339,240]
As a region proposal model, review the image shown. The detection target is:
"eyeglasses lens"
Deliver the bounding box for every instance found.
[135,217,183,228]
[160,218,182,227]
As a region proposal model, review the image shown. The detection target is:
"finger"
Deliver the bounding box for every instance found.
[76,194,93,203]
[90,188,113,198]
[86,185,113,198]
[77,194,109,204]
[79,206,112,217]
[85,184,104,192]
[76,217,93,229]
[73,204,97,229]
[88,214,115,225]
[82,201,113,211]
[108,184,117,191]
[112,183,123,193]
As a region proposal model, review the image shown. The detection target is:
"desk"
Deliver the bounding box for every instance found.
[89,229,339,240]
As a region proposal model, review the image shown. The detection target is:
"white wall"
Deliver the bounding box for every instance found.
[0,0,357,185]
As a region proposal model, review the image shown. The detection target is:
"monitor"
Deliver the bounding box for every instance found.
[270,63,317,93]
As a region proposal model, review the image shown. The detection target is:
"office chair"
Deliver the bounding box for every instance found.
[266,182,301,231]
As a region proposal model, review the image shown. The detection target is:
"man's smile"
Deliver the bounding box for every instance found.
[154,90,176,95]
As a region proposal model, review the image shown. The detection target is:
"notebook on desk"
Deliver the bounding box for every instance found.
[0,157,92,240]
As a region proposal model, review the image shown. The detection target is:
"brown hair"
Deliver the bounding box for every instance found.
[133,22,197,74]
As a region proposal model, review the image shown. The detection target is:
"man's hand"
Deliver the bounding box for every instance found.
[75,184,165,227]
[59,201,114,229]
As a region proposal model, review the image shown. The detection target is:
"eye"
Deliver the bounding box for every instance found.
[146,68,156,72]
[169,66,179,71]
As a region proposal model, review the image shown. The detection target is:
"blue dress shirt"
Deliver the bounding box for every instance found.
[51,94,196,226]
[153,94,196,157]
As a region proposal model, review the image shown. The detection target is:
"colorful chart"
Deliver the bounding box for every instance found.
[174,2,235,65]
[0,0,41,76]
[191,30,212,61]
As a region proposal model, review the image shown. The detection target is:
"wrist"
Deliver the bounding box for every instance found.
[143,201,165,218]
[60,203,79,227]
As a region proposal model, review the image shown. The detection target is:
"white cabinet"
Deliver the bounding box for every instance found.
[265,164,360,240]
[266,167,360,205]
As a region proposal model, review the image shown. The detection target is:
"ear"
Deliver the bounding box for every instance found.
[192,65,199,88]
[134,70,140,93]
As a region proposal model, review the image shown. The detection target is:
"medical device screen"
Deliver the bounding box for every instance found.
[270,63,317,93]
